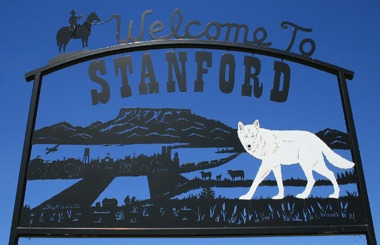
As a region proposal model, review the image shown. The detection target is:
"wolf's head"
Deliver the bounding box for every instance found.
[237,120,260,154]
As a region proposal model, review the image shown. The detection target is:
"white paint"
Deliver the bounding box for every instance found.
[237,120,354,200]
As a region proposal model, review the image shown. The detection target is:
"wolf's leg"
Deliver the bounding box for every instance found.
[296,165,315,199]
[314,161,340,198]
[240,161,272,200]
[272,164,284,199]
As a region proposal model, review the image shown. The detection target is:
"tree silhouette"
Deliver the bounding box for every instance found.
[199,187,215,201]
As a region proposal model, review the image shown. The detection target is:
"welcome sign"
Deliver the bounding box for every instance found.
[10,8,376,244]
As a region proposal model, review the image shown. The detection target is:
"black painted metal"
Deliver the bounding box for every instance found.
[13,224,370,237]
[337,72,377,245]
[10,40,376,245]
[9,73,43,245]
[24,40,354,81]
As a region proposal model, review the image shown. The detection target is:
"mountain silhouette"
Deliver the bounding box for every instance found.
[33,108,241,147]
[33,108,349,150]
[316,128,351,150]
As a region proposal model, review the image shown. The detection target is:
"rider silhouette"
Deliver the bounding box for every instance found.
[69,10,83,32]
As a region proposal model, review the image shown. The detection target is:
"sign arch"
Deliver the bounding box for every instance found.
[25,40,354,81]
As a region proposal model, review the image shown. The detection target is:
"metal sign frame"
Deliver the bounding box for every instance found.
[9,39,376,245]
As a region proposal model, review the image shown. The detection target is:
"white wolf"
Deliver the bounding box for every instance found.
[237,120,354,200]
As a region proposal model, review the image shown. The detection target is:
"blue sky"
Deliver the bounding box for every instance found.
[1,1,379,244]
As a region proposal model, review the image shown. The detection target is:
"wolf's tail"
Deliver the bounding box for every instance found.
[321,143,355,169]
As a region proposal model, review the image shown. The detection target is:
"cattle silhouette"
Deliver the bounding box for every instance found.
[200,171,212,180]
[228,170,245,181]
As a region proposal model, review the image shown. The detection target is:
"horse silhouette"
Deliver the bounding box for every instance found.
[56,12,100,53]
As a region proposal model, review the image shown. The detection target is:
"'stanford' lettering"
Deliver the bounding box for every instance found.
[89,51,291,105]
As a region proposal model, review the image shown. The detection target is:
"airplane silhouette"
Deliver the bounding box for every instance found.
[45,144,60,154]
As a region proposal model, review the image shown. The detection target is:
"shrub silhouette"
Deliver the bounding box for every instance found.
[199,187,215,201]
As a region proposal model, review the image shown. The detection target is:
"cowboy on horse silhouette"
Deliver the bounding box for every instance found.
[69,10,84,34]
[56,11,101,52]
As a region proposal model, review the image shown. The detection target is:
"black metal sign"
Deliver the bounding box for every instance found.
[10,8,376,245]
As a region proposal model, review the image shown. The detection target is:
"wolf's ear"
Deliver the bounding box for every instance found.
[253,119,260,128]
[238,121,244,131]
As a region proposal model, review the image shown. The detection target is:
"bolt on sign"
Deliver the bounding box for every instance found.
[10,8,376,245]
